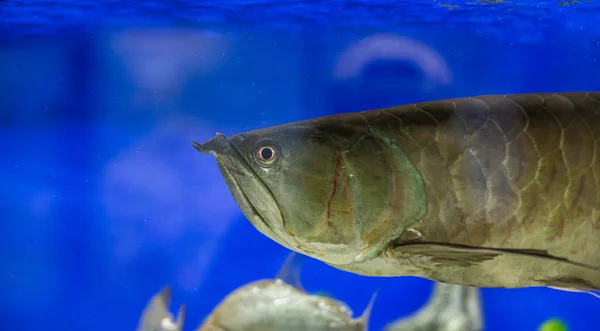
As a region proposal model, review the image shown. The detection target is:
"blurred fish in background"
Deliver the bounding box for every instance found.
[135,254,483,331]
[384,282,482,331]
[196,253,375,331]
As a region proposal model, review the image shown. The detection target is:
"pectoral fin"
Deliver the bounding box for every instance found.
[548,286,600,299]
[392,243,502,268]
[542,276,600,297]
[392,242,600,270]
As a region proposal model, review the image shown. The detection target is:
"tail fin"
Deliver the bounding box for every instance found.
[136,286,186,331]
[172,303,186,331]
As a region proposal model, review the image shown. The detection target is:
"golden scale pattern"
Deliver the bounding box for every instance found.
[357,93,600,266]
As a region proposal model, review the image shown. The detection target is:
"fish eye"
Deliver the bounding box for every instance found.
[259,147,274,160]
[253,141,280,167]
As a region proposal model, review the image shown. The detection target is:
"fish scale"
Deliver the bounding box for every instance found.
[368,94,599,249]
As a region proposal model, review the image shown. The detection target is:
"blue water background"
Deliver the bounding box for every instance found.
[2,1,600,330]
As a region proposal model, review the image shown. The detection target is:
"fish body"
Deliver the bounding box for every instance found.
[384,282,482,331]
[136,286,186,331]
[196,253,374,331]
[194,92,600,291]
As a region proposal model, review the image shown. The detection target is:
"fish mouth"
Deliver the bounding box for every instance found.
[191,133,231,155]
[192,134,295,250]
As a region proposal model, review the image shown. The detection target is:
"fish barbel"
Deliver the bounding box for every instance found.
[193,92,600,292]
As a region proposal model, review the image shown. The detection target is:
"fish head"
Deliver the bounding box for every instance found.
[193,121,361,264]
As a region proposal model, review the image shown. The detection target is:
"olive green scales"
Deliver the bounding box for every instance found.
[193,92,600,291]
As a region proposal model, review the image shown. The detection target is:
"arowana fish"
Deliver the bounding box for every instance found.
[193,92,600,296]
[196,252,375,331]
